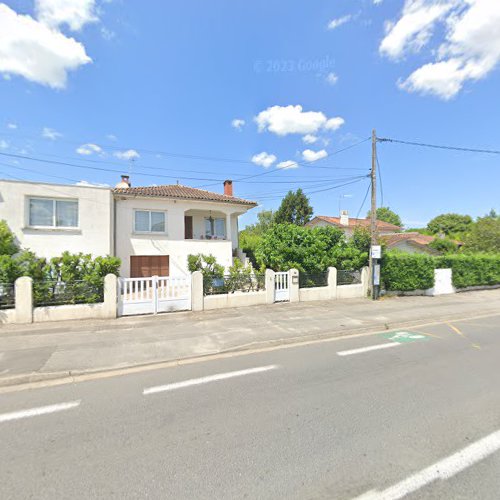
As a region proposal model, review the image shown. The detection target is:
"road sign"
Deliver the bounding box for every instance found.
[371,245,382,259]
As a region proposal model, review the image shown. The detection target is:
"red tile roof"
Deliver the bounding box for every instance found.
[309,215,402,232]
[383,232,435,247]
[113,184,257,206]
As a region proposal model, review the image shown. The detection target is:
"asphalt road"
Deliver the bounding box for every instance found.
[1,313,500,499]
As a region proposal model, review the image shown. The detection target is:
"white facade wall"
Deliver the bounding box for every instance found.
[0,179,113,259]
[114,196,243,277]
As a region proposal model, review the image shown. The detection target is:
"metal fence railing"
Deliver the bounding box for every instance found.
[299,272,329,289]
[0,283,15,310]
[204,273,265,295]
[33,280,104,307]
[337,270,362,286]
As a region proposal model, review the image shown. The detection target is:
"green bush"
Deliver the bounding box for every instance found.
[437,254,500,288]
[381,252,435,291]
[254,223,367,273]
[0,220,19,256]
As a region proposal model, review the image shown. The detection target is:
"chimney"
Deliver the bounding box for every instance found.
[224,179,233,197]
[340,209,349,226]
[115,175,131,189]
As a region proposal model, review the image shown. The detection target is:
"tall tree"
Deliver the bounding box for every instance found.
[274,189,313,226]
[366,207,402,227]
[463,217,500,253]
[244,209,275,235]
[427,213,472,235]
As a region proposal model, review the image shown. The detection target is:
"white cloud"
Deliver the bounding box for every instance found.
[302,149,328,162]
[255,105,345,136]
[231,118,245,130]
[381,1,500,99]
[0,4,92,89]
[277,160,298,170]
[328,14,352,30]
[380,0,454,60]
[251,152,277,168]
[42,127,62,140]
[75,180,109,187]
[35,0,98,32]
[302,134,318,144]
[7,123,17,129]
[374,0,383,4]
[326,72,338,85]
[76,143,102,155]
[114,149,140,161]
[106,134,117,141]
[325,117,345,130]
[0,139,8,149]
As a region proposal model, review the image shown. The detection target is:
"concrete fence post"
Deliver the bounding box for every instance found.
[361,266,370,297]
[327,267,338,300]
[103,274,118,319]
[265,269,275,304]
[15,276,33,324]
[289,269,300,303]
[191,271,204,312]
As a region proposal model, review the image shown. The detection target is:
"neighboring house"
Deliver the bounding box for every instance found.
[307,211,401,237]
[0,177,257,278]
[382,232,438,255]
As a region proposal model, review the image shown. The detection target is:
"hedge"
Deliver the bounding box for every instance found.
[381,252,500,291]
[381,252,435,292]
[436,254,500,288]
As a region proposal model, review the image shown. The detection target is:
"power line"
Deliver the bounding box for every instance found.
[378,137,500,155]
[355,179,371,220]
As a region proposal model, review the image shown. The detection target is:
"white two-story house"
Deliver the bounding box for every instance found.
[0,176,257,278]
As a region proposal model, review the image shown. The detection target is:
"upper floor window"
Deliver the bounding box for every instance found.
[29,198,78,228]
[205,217,226,239]
[135,210,166,233]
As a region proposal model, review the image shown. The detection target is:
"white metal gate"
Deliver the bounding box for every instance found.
[118,276,191,316]
[274,272,290,302]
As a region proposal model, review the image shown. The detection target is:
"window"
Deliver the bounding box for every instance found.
[29,198,78,228]
[134,210,166,233]
[205,217,226,239]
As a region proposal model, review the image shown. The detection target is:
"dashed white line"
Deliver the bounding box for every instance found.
[354,429,500,500]
[0,400,81,423]
[337,342,400,356]
[143,365,279,395]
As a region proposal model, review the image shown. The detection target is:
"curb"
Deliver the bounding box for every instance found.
[1,309,499,394]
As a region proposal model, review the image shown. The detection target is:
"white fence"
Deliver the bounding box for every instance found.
[274,272,290,302]
[118,276,191,316]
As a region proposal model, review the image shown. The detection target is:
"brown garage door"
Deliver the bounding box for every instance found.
[130,256,169,278]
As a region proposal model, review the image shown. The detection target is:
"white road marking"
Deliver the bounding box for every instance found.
[0,400,81,423]
[355,429,500,500]
[143,365,279,395]
[337,342,400,356]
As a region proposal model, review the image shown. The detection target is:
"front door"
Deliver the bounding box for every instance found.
[184,216,193,239]
[130,255,169,278]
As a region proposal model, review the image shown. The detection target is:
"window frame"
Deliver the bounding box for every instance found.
[204,217,226,239]
[27,197,79,229]
[133,209,168,234]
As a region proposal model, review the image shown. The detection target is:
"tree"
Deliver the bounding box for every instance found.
[428,238,458,254]
[463,217,500,253]
[366,207,402,228]
[427,213,472,236]
[274,189,313,226]
[244,209,275,235]
[254,224,368,273]
[0,220,19,256]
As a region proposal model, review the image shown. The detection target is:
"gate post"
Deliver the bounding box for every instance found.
[152,275,159,314]
[289,269,300,303]
[103,273,118,319]
[327,267,338,300]
[191,271,204,311]
[265,269,275,304]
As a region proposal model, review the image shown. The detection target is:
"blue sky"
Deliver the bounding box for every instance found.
[0,0,499,228]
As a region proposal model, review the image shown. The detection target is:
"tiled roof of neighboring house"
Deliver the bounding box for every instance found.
[383,232,435,248]
[309,215,402,232]
[113,184,257,206]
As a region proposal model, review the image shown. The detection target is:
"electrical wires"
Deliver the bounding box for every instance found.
[378,137,500,155]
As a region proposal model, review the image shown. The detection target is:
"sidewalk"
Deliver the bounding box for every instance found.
[1,289,499,387]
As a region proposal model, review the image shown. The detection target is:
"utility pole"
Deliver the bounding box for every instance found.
[369,129,380,300]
